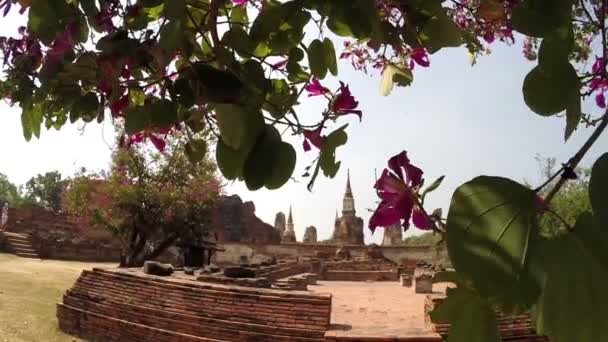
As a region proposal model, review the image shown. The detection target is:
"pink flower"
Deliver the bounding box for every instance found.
[271,59,288,70]
[233,0,248,6]
[110,95,129,117]
[305,79,330,97]
[369,151,427,233]
[410,48,430,68]
[302,128,324,152]
[597,92,606,108]
[332,82,362,120]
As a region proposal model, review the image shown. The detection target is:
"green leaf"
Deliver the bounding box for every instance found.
[522,62,579,116]
[231,6,248,26]
[564,91,581,141]
[511,0,573,38]
[538,25,574,69]
[319,126,348,178]
[191,62,244,103]
[222,26,255,57]
[216,138,249,181]
[323,38,338,76]
[533,215,608,342]
[149,99,178,128]
[124,106,152,135]
[71,92,99,122]
[446,176,541,307]
[419,11,463,54]
[159,20,183,53]
[590,153,608,226]
[308,39,328,79]
[266,142,297,189]
[28,0,75,44]
[128,88,146,107]
[163,0,186,19]
[185,139,208,163]
[242,125,292,190]
[215,104,264,150]
[21,103,43,141]
[430,287,501,342]
[249,2,289,42]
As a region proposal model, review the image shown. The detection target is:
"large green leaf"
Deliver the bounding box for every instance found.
[533,215,608,342]
[564,91,581,141]
[447,176,541,308]
[308,39,328,79]
[511,0,573,38]
[242,125,295,190]
[215,104,264,150]
[419,11,463,54]
[538,25,574,69]
[28,0,76,44]
[522,62,578,116]
[265,142,297,190]
[430,287,501,342]
[323,38,338,76]
[319,126,348,178]
[216,138,249,181]
[590,153,608,223]
[191,62,244,103]
[159,20,183,53]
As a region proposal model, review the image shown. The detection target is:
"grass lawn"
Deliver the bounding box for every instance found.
[0,253,115,342]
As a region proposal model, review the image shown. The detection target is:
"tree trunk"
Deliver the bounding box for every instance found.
[143,234,178,263]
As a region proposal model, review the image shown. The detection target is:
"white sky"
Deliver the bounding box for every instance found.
[1,10,607,245]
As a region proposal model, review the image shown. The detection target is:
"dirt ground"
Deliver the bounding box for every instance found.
[310,281,444,339]
[0,253,114,342]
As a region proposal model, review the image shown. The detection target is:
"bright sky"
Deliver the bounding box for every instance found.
[1,14,607,245]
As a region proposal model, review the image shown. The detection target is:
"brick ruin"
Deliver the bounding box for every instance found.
[56,249,549,342]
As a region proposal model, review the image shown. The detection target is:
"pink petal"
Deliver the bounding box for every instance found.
[368,203,402,233]
[597,92,606,108]
[149,134,166,152]
[388,151,410,181]
[412,208,431,230]
[303,139,311,152]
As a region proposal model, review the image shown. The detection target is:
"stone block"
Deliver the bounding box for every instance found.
[223,266,256,278]
[400,274,412,287]
[143,261,174,276]
[184,267,194,275]
[415,274,433,293]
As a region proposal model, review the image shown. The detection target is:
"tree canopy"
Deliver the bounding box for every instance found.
[1,1,608,341]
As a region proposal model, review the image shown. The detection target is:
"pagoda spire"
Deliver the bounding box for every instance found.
[342,170,356,216]
[287,205,293,225]
[345,169,352,195]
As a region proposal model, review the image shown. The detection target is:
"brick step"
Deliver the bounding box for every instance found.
[58,304,223,342]
[66,288,325,339]
[73,271,330,329]
[93,268,331,303]
[15,253,39,258]
[8,242,34,249]
[13,247,36,253]
[325,336,441,342]
[62,293,324,342]
[2,231,29,239]
[73,275,328,332]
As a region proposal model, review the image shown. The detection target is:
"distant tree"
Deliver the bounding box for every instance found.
[401,232,443,247]
[0,173,21,206]
[533,157,591,237]
[66,131,222,267]
[23,171,65,211]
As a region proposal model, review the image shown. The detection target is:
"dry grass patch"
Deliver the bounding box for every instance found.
[0,253,115,342]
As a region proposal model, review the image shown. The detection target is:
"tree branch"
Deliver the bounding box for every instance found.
[545,113,608,204]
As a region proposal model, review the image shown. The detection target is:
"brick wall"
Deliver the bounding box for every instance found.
[216,243,446,265]
[58,268,332,342]
[4,207,121,262]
